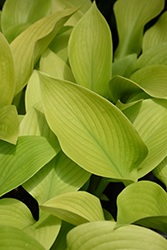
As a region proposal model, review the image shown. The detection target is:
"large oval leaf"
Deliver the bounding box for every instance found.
[68,2,112,98]
[39,72,148,182]
[66,221,167,250]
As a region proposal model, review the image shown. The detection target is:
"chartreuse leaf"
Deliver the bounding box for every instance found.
[0,105,19,144]
[25,70,41,112]
[0,225,45,250]
[114,0,164,59]
[143,12,167,52]
[40,48,75,82]
[116,181,167,235]
[19,101,61,151]
[40,191,104,225]
[66,221,167,250]
[135,42,167,69]
[0,32,15,107]
[10,6,79,96]
[39,72,148,182]
[68,2,112,98]
[153,157,167,189]
[123,99,167,178]
[0,198,61,249]
[0,136,58,197]
[1,0,51,42]
[23,151,90,204]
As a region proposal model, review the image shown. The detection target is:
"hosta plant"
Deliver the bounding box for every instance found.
[0,0,167,249]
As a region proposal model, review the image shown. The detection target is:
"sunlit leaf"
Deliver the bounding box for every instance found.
[1,0,52,42]
[40,191,104,225]
[0,105,19,144]
[0,198,61,249]
[0,32,15,107]
[10,6,79,95]
[114,0,164,59]
[153,157,167,189]
[40,48,75,82]
[0,225,45,250]
[39,72,148,182]
[116,181,167,235]
[143,11,167,52]
[0,136,58,197]
[66,221,167,250]
[23,151,90,204]
[68,2,112,98]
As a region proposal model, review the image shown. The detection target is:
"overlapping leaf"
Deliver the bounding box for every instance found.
[114,0,164,59]
[23,151,90,204]
[0,32,15,107]
[39,72,148,181]
[153,157,167,189]
[40,191,104,225]
[10,6,79,95]
[68,2,112,98]
[116,181,167,235]
[66,221,167,250]
[0,136,58,197]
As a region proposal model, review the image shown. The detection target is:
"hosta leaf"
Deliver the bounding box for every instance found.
[66,221,167,250]
[23,151,90,204]
[0,136,58,197]
[40,191,104,225]
[0,198,61,249]
[143,11,167,52]
[153,157,167,189]
[0,32,15,107]
[123,99,167,177]
[10,6,79,95]
[0,105,19,144]
[19,102,60,151]
[68,2,112,98]
[39,73,148,182]
[40,48,75,82]
[135,42,167,69]
[1,0,51,42]
[116,181,167,234]
[114,0,164,59]
[0,225,45,250]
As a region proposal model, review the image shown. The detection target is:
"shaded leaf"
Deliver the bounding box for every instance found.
[40,191,104,225]
[68,2,112,98]
[0,105,19,144]
[0,32,15,107]
[0,136,58,197]
[114,0,164,59]
[153,157,167,189]
[39,72,148,182]
[66,221,167,250]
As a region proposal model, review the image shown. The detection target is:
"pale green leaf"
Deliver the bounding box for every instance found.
[40,48,75,82]
[0,225,45,250]
[39,72,148,182]
[153,157,167,189]
[0,105,19,144]
[68,2,112,98]
[19,101,61,151]
[0,136,58,197]
[23,151,91,204]
[0,198,61,249]
[10,6,79,95]
[0,32,15,107]
[1,0,52,42]
[114,0,164,59]
[40,191,104,225]
[143,11,167,52]
[135,42,167,69]
[25,70,41,112]
[66,221,167,250]
[123,99,167,177]
[117,181,167,234]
